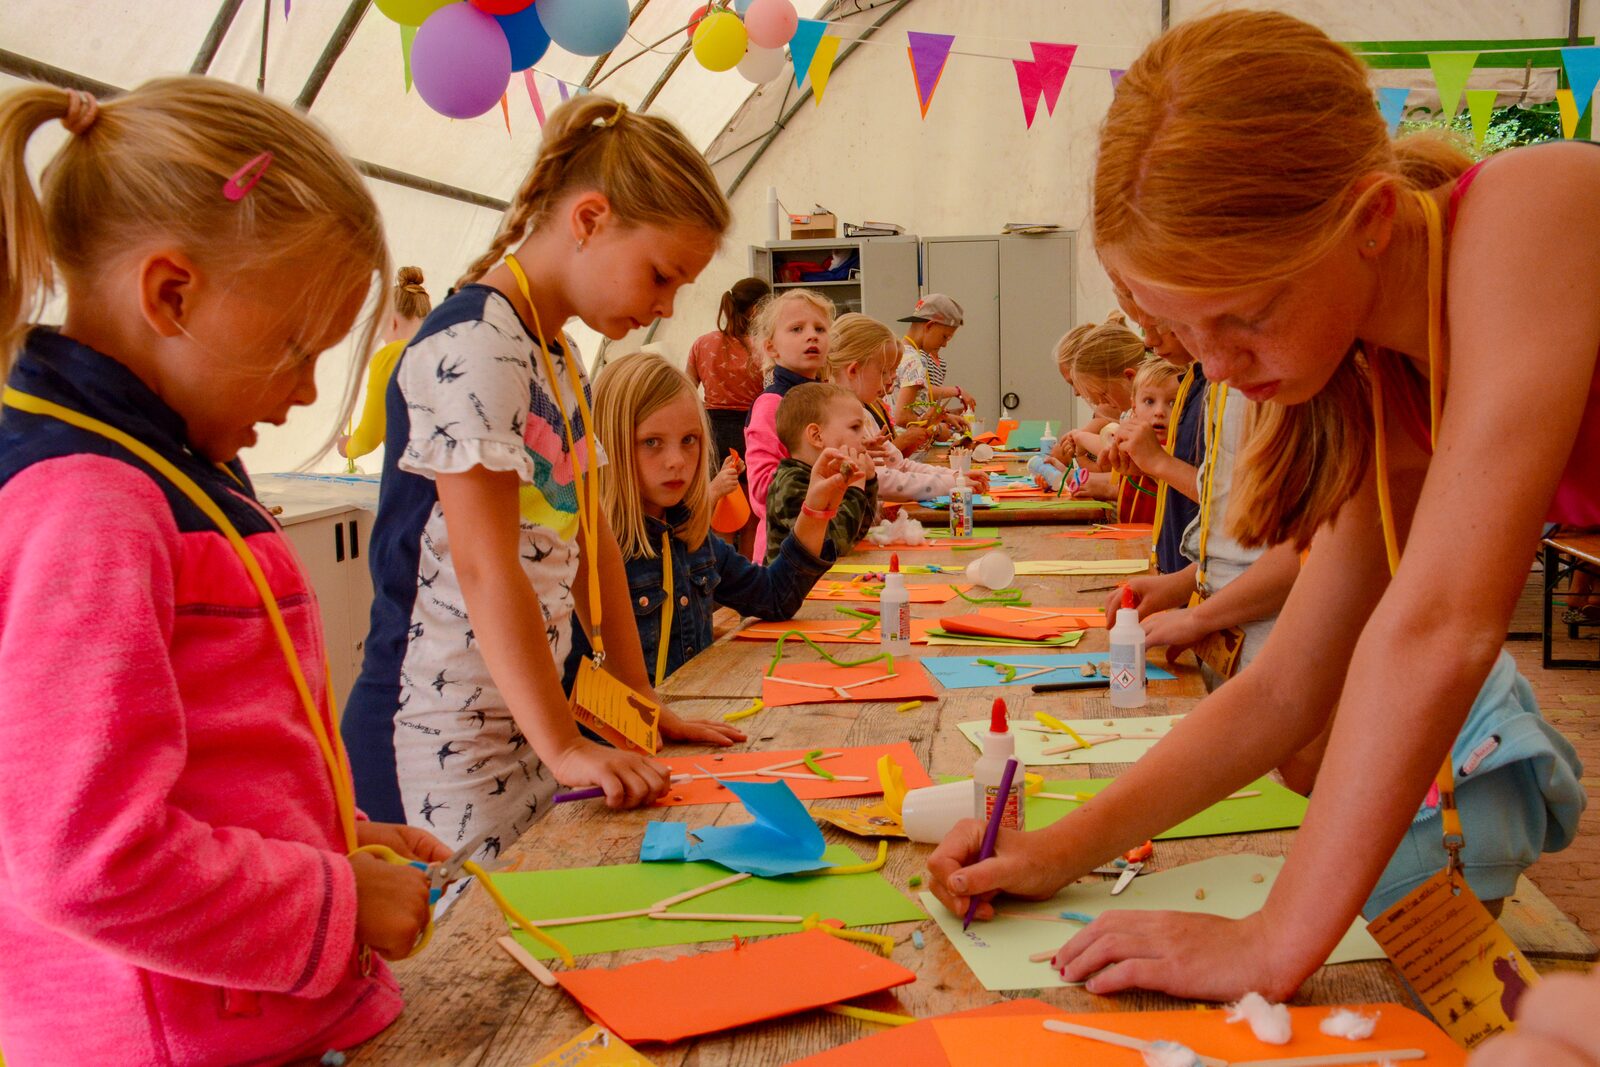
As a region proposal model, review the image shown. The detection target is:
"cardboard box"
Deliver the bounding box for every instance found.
[788,210,838,239]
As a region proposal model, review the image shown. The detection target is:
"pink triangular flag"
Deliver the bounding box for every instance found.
[499,92,511,136]
[1031,42,1077,115]
[523,69,546,127]
[1109,68,1125,90]
[907,31,955,119]
[1013,59,1043,128]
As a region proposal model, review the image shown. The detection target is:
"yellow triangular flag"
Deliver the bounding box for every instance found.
[809,35,842,105]
[1557,88,1581,139]
[1465,88,1497,147]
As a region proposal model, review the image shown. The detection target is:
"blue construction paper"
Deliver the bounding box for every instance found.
[925,652,1175,691]
[641,780,834,878]
[919,494,995,509]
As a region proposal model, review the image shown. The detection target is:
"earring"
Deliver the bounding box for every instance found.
[1365,239,1377,248]
[575,239,585,253]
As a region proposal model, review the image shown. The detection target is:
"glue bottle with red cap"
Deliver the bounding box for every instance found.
[972,697,1025,828]
[879,554,911,656]
[1109,584,1147,709]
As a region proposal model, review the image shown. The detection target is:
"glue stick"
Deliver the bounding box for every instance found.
[1109,585,1147,709]
[949,468,974,538]
[973,697,1025,829]
[879,554,911,656]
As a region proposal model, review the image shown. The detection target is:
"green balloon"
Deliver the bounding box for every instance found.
[375,0,452,26]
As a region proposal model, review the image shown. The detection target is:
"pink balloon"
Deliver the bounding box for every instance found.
[686,4,709,43]
[412,3,512,119]
[744,0,797,49]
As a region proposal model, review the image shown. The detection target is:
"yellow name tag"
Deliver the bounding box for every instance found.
[531,1023,654,1066]
[569,658,662,755]
[1366,868,1536,1049]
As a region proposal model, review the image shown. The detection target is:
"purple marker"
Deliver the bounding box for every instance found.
[552,786,606,804]
[962,755,1019,930]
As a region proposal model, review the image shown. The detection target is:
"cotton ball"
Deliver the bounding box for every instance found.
[1141,1040,1202,1067]
[1320,1007,1379,1041]
[1226,992,1293,1045]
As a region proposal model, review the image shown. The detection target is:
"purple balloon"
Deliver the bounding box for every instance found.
[412,3,512,119]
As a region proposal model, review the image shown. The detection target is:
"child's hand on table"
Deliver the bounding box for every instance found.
[1103,573,1190,622]
[550,738,671,809]
[349,851,432,960]
[660,706,746,746]
[966,470,991,492]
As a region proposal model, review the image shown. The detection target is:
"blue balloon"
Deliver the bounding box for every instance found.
[495,4,550,71]
[536,0,628,57]
[735,0,756,12]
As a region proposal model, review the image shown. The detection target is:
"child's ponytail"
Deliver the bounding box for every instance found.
[457,95,730,290]
[717,277,771,346]
[0,87,76,370]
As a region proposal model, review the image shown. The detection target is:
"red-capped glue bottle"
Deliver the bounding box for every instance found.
[973,697,1025,829]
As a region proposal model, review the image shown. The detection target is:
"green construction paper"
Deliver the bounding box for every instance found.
[986,499,1113,513]
[958,714,1183,766]
[493,845,925,960]
[1003,420,1050,450]
[936,775,1307,838]
[1428,51,1478,117]
[920,854,1383,991]
[924,629,1084,648]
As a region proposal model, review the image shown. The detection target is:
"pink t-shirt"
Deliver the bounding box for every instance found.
[688,331,763,410]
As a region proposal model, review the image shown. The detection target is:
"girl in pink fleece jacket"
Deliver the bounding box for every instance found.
[743,289,835,557]
[0,79,448,1066]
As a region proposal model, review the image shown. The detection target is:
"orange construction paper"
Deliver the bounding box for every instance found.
[931,1005,1463,1067]
[806,580,970,604]
[1053,523,1154,541]
[936,606,1105,641]
[985,485,1055,499]
[762,658,938,708]
[556,929,917,1044]
[734,618,938,644]
[793,999,1056,1066]
[655,742,934,805]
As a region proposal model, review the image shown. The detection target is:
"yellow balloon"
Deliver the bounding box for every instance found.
[693,11,749,73]
[375,0,451,26]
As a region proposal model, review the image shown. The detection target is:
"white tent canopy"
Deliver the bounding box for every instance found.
[2,0,1590,472]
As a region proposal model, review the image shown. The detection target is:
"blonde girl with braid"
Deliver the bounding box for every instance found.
[339,265,433,460]
[342,97,743,858]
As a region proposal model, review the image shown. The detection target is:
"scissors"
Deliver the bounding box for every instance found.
[1092,840,1154,896]
[411,825,507,904]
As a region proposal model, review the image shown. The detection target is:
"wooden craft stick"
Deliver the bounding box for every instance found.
[1228,789,1263,799]
[1034,791,1096,803]
[648,911,804,923]
[496,935,558,987]
[1028,949,1059,962]
[648,871,752,911]
[1040,735,1122,755]
[760,769,871,782]
[528,908,655,928]
[1230,1052,1426,1067]
[1041,1020,1228,1067]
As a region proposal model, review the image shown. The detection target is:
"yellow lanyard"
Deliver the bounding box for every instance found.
[503,254,606,662]
[1194,382,1230,588]
[1148,364,1200,566]
[655,531,674,688]
[901,334,939,407]
[1371,190,1464,874]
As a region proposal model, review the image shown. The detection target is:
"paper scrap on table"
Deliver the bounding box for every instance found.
[763,657,938,708]
[1012,559,1150,576]
[813,754,914,838]
[1024,776,1307,838]
[806,580,970,604]
[793,999,1058,1066]
[642,780,832,877]
[493,846,925,960]
[920,854,1383,991]
[930,653,1175,690]
[734,618,938,645]
[955,714,1180,766]
[529,1024,655,1066]
[557,929,916,1044]
[924,629,1083,648]
[1051,524,1153,541]
[656,742,933,806]
[937,606,1104,642]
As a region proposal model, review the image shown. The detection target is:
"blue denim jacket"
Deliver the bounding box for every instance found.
[563,506,834,690]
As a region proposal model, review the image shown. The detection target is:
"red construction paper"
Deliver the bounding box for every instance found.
[806,581,969,604]
[655,742,934,805]
[1052,524,1153,541]
[931,1005,1463,1067]
[793,999,1056,1066]
[762,658,938,708]
[557,929,917,1044]
[734,618,937,644]
[985,485,1055,499]
[936,606,1104,641]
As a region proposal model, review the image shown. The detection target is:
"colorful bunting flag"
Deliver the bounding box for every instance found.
[1557,88,1581,139]
[790,19,828,89]
[401,24,417,93]
[1561,45,1600,119]
[499,91,511,136]
[907,31,955,118]
[1031,42,1077,115]
[523,69,546,127]
[557,79,570,102]
[1427,51,1477,119]
[1376,86,1409,135]
[1014,59,1044,128]
[1109,68,1125,90]
[810,35,842,105]
[1465,88,1497,146]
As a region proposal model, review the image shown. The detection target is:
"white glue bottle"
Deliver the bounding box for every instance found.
[1037,420,1057,460]
[879,553,911,656]
[949,468,974,538]
[973,697,1025,829]
[1109,585,1147,709]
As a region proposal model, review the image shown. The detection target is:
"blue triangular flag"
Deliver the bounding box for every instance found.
[1376,87,1409,135]
[1562,46,1600,119]
[789,19,828,89]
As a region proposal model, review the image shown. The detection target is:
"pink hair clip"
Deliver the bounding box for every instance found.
[223,151,274,201]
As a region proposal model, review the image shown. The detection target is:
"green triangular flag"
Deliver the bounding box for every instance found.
[401,24,417,93]
[1428,51,1477,119]
[1465,88,1497,146]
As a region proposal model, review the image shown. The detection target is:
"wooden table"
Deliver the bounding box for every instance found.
[353,477,1594,1066]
